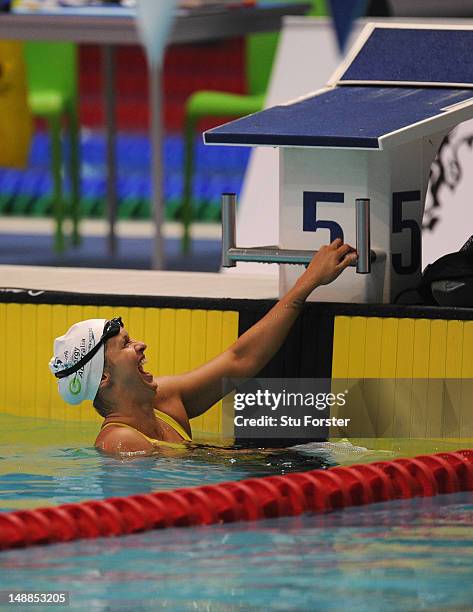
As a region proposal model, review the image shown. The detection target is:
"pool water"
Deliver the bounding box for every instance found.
[0,413,392,512]
[1,413,473,611]
[1,494,473,611]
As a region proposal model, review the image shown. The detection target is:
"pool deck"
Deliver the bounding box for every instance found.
[0,265,279,300]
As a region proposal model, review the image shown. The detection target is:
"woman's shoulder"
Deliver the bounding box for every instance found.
[95,423,154,456]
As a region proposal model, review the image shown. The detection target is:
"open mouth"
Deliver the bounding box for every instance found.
[138,356,154,383]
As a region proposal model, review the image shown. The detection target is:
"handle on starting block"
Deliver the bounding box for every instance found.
[221,193,381,271]
[355,198,371,274]
[222,193,237,267]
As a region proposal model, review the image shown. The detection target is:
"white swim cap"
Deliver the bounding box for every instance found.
[49,319,107,405]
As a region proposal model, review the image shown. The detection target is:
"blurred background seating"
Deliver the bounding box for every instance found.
[24,41,80,252]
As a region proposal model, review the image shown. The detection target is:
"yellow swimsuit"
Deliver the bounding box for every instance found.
[101,409,192,447]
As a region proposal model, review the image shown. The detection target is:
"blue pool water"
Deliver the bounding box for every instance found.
[0,414,388,513]
[1,414,473,611]
[1,495,473,611]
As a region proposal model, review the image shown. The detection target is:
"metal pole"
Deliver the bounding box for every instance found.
[149,62,165,270]
[221,193,237,267]
[355,198,371,274]
[102,44,117,256]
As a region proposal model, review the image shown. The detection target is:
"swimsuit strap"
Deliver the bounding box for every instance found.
[154,409,192,442]
[100,409,191,444]
[100,422,187,449]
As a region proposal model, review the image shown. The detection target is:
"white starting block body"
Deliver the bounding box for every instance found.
[279,140,438,303]
[205,23,473,303]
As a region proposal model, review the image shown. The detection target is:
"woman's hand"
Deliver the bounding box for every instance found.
[298,238,357,293]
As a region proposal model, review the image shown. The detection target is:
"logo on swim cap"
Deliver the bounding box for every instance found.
[69,377,81,396]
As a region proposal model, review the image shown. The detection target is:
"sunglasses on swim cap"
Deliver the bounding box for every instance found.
[55,317,123,379]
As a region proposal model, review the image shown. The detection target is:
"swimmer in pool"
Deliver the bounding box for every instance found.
[49,239,356,455]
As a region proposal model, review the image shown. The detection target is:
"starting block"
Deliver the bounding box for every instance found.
[205,23,473,303]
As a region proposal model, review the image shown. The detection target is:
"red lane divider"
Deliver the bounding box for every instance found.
[1,449,473,550]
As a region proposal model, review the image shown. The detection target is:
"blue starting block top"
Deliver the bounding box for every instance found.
[204,86,473,149]
[339,27,473,86]
[204,25,473,151]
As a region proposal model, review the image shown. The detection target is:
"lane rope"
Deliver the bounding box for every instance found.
[1,449,473,549]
